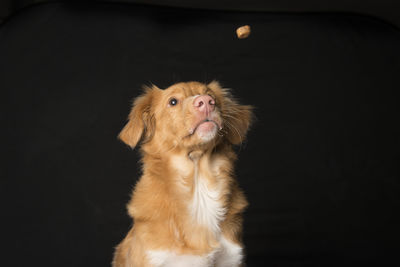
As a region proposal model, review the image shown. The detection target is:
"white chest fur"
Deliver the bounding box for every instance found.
[190,170,226,235]
[146,237,243,267]
[170,153,226,235]
[151,154,242,267]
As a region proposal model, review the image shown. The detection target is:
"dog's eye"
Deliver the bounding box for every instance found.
[169,98,178,106]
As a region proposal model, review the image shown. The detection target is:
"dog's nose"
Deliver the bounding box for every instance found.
[193,95,215,113]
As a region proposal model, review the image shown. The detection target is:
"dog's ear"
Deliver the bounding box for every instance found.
[208,81,253,145]
[119,86,158,149]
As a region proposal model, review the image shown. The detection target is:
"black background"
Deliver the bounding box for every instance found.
[1,2,400,266]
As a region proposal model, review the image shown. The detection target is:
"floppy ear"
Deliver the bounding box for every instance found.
[118,87,158,149]
[208,81,253,145]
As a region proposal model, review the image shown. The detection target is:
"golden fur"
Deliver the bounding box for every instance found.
[113,81,252,267]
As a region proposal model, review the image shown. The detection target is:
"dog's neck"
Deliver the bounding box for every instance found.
[137,145,235,242]
[170,148,230,237]
[164,146,234,196]
[167,148,214,180]
[188,150,204,162]
[141,142,235,187]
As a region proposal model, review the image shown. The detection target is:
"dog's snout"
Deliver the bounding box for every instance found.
[193,95,215,113]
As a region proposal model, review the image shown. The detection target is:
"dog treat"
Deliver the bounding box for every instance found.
[236,25,251,39]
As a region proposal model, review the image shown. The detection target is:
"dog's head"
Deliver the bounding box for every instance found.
[119,81,252,153]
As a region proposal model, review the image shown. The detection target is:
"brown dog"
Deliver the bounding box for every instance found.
[113,81,252,267]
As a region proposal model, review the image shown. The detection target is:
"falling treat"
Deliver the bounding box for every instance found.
[236,25,251,39]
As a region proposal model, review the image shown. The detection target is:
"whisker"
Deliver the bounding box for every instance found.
[224,120,243,148]
[222,113,243,123]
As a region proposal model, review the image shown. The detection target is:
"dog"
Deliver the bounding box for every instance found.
[113,81,253,267]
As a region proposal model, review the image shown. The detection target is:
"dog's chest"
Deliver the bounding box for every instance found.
[190,171,226,235]
[172,154,227,234]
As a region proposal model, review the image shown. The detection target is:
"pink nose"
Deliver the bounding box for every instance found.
[193,95,215,114]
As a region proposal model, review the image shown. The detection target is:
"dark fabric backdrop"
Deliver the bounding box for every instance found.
[1,2,400,266]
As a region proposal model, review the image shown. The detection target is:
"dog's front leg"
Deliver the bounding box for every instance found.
[214,236,244,267]
[146,250,215,267]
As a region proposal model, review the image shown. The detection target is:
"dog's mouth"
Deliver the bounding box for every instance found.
[187,119,222,137]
